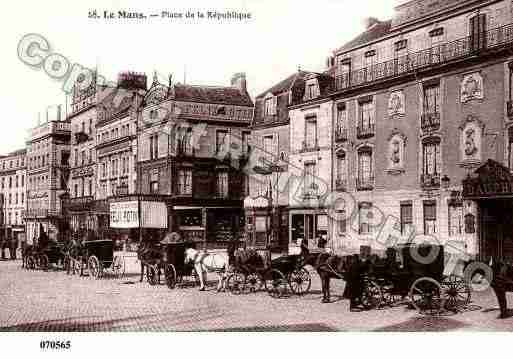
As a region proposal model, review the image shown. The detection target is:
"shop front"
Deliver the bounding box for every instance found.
[289,209,329,253]
[462,159,513,261]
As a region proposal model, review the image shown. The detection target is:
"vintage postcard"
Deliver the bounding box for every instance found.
[0,0,512,355]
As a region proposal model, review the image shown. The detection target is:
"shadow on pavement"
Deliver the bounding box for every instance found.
[373,316,470,332]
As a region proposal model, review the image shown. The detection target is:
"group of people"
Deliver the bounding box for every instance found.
[0,238,19,260]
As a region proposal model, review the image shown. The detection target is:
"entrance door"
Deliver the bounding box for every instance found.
[480,200,513,261]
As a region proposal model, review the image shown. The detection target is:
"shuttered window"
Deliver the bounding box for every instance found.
[423,201,437,235]
[400,202,413,235]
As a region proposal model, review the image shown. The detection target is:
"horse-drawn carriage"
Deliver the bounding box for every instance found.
[24,241,66,271]
[353,244,471,314]
[67,239,125,279]
[226,249,312,297]
[138,236,198,289]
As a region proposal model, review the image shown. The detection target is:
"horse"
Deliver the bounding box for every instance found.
[137,241,163,283]
[488,258,513,318]
[185,247,230,291]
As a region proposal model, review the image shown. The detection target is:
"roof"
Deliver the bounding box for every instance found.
[256,71,316,99]
[174,84,253,107]
[335,20,392,55]
[6,148,26,157]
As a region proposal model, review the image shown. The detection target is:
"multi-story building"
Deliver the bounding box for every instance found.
[288,72,334,253]
[25,110,71,242]
[244,71,311,252]
[0,149,27,247]
[303,0,513,259]
[135,72,253,246]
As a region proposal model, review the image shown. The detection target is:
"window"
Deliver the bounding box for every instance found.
[216,130,228,154]
[8,194,11,204]
[364,50,377,81]
[448,201,463,236]
[242,132,250,155]
[357,148,373,189]
[337,209,347,234]
[306,82,318,100]
[1,178,4,189]
[423,201,437,234]
[338,59,351,88]
[508,127,513,170]
[423,84,440,114]
[21,175,24,187]
[149,134,158,160]
[305,117,318,149]
[304,162,316,196]
[336,152,347,187]
[81,122,85,133]
[15,193,18,204]
[74,149,78,166]
[21,193,24,204]
[394,39,409,73]
[217,172,229,198]
[336,103,347,140]
[150,169,159,194]
[509,63,513,102]
[429,28,445,63]
[88,180,93,196]
[359,100,375,132]
[15,175,18,188]
[177,168,192,195]
[469,14,487,51]
[264,96,277,116]
[400,202,413,235]
[422,139,441,176]
[8,177,12,188]
[101,162,107,178]
[179,128,193,155]
[262,135,274,162]
[358,202,372,235]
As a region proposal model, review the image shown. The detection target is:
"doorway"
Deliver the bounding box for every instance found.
[479,199,513,261]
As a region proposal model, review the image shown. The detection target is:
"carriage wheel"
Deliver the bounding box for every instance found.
[112,256,126,279]
[27,256,36,270]
[361,280,383,310]
[227,272,245,295]
[409,277,444,316]
[38,254,49,270]
[288,267,312,295]
[165,264,177,289]
[146,265,159,286]
[88,256,102,279]
[246,273,264,293]
[264,269,289,298]
[441,274,471,312]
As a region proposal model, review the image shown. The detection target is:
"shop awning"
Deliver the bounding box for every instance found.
[462,159,513,199]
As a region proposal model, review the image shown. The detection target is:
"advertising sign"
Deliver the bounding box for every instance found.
[110,201,139,228]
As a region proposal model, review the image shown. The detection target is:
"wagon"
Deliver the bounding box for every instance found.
[25,242,66,271]
[362,244,471,315]
[143,239,199,289]
[68,239,125,279]
[226,250,312,297]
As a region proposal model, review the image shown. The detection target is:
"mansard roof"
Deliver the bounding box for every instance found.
[173,83,253,107]
[334,20,392,55]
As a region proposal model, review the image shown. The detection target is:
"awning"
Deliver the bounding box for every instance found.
[462,159,513,200]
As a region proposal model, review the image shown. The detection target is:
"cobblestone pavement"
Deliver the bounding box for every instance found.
[0,257,512,332]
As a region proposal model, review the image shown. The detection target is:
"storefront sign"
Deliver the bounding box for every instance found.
[110,201,139,228]
[110,201,168,229]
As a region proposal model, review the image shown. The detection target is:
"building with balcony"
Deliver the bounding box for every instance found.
[0,149,27,249]
[25,111,71,242]
[137,72,253,246]
[288,72,334,253]
[244,71,308,252]
[317,0,513,259]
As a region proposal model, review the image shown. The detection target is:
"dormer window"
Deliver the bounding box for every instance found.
[304,79,319,101]
[263,94,277,117]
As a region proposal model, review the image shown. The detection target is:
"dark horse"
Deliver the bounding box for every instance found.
[314,252,355,304]
[137,241,163,283]
[489,258,513,318]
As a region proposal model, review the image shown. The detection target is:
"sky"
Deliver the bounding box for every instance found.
[0,0,399,154]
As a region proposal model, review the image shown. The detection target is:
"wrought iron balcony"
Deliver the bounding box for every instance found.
[421,173,441,189]
[507,100,513,119]
[421,112,441,133]
[335,128,348,142]
[176,141,195,158]
[334,23,513,92]
[300,140,319,152]
[356,176,374,191]
[335,178,347,191]
[356,124,375,139]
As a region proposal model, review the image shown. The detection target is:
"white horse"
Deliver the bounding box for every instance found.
[185,247,230,291]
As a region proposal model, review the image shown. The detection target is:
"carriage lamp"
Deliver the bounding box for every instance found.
[441,175,451,190]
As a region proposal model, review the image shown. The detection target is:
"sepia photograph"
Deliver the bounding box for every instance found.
[0,0,513,356]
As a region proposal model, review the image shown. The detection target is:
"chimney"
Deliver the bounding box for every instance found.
[231,72,247,93]
[363,17,380,29]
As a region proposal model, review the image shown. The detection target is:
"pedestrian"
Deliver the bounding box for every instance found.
[9,237,17,260]
[0,238,6,260]
[347,254,363,312]
[317,235,327,249]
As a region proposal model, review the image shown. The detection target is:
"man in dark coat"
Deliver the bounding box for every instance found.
[346,254,363,311]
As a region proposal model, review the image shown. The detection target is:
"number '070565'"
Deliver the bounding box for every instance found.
[40,340,71,350]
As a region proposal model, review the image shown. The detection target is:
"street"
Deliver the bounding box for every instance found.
[0,256,512,332]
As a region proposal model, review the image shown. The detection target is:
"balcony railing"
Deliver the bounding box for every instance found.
[335,128,348,142]
[335,178,347,191]
[421,173,441,189]
[507,101,513,119]
[356,176,374,191]
[334,23,513,92]
[421,112,441,133]
[300,140,319,152]
[356,124,375,139]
